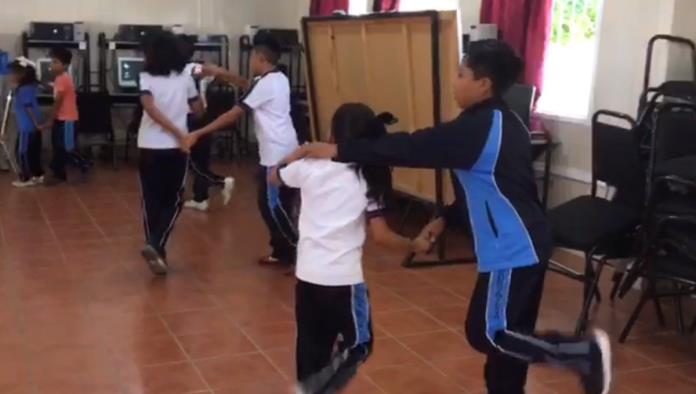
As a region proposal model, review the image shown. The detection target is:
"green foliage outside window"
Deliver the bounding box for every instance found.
[551,0,601,45]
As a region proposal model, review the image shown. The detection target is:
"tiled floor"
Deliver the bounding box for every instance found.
[0,161,695,394]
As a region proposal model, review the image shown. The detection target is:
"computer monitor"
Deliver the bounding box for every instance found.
[117,57,144,89]
[36,58,53,85]
[35,58,76,86]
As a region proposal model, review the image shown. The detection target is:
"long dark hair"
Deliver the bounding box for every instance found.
[331,103,395,204]
[142,31,187,76]
[8,61,38,86]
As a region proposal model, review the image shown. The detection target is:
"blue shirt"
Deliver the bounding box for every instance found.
[14,84,41,133]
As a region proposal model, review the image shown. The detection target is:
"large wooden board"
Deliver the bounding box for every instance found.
[303,11,460,203]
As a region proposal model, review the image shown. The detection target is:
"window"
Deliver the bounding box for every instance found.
[399,0,459,11]
[349,0,459,15]
[536,0,603,120]
[349,0,370,15]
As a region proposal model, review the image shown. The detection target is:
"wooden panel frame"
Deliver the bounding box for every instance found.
[302,11,460,203]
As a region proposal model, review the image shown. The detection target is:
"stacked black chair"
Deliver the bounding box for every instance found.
[548,110,644,335]
[76,88,116,168]
[204,82,239,159]
[124,104,142,162]
[618,93,696,342]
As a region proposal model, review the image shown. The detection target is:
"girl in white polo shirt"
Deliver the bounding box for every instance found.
[138,32,203,276]
[271,103,435,394]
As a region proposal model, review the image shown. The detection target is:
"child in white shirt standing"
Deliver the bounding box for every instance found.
[270,103,435,393]
[138,31,203,275]
[186,34,299,268]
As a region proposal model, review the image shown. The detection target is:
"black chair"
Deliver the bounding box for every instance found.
[76,89,116,168]
[548,110,644,334]
[204,82,240,159]
[504,83,536,129]
[616,101,696,332]
[124,104,142,162]
[619,216,696,342]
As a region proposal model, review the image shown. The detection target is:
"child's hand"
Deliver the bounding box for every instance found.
[421,217,446,240]
[39,122,51,132]
[179,133,197,153]
[411,233,436,254]
[201,63,224,78]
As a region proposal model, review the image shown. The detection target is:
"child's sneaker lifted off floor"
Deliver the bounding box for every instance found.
[293,39,612,394]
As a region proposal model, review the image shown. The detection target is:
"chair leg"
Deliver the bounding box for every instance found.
[674,288,685,333]
[654,297,666,328]
[620,290,651,343]
[575,260,606,335]
[610,270,625,301]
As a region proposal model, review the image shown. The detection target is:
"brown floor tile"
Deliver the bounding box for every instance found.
[363,337,424,373]
[195,353,284,391]
[619,368,696,394]
[399,331,478,361]
[367,362,464,393]
[162,308,235,336]
[0,164,695,394]
[121,361,208,394]
[241,321,296,351]
[393,286,467,309]
[178,327,257,359]
[375,309,448,337]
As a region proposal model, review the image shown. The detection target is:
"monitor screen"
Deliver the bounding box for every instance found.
[117,57,144,89]
[36,58,53,85]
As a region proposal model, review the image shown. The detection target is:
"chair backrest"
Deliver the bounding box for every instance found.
[652,102,696,165]
[503,83,536,129]
[205,82,237,122]
[77,90,113,135]
[592,110,643,207]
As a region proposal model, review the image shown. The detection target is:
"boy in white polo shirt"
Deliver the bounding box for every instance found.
[186,34,299,267]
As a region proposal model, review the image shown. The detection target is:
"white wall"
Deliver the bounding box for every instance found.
[544,0,680,206]
[0,0,303,71]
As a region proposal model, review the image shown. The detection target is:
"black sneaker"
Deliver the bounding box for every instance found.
[141,245,168,276]
[581,329,612,394]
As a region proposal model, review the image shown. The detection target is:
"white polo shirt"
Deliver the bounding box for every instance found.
[138,71,198,149]
[279,159,384,286]
[241,71,299,166]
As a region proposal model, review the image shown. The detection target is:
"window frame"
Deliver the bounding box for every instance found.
[536,0,605,123]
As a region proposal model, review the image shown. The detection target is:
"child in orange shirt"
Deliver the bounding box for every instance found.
[44,47,90,185]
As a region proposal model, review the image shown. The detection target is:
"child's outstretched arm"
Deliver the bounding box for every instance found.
[295,111,494,170]
[202,64,250,91]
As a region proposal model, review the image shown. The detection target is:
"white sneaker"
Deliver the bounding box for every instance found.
[32,176,45,185]
[12,179,35,188]
[184,199,209,212]
[221,177,235,206]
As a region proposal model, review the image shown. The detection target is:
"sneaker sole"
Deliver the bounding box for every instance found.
[222,183,234,206]
[141,246,168,276]
[593,329,612,394]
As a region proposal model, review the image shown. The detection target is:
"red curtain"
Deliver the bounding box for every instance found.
[310,0,349,16]
[480,0,553,98]
[373,0,400,12]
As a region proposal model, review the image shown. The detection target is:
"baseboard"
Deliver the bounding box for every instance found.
[534,162,592,184]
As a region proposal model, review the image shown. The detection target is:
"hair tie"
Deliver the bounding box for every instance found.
[15,56,37,69]
[376,112,398,125]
